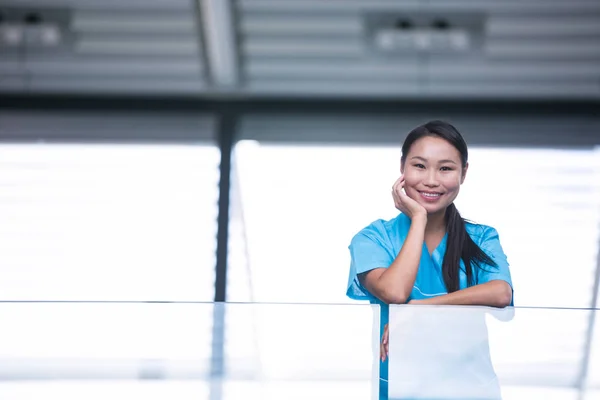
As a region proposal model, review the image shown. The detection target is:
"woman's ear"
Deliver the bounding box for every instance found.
[461,162,469,184]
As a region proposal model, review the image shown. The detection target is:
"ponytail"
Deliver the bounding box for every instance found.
[442,203,497,293]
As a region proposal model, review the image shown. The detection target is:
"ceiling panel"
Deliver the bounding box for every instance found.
[236,0,600,99]
[237,1,420,96]
[1,0,206,94]
[0,77,27,92]
[424,0,600,98]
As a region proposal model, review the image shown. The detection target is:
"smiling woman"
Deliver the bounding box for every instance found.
[401,136,465,215]
[346,120,514,399]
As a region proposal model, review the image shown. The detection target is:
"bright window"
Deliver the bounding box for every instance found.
[0,144,220,301]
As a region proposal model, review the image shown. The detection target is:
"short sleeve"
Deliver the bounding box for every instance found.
[477,226,514,306]
[346,225,395,302]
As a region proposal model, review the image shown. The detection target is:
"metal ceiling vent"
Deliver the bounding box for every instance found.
[365,12,485,55]
[0,7,67,48]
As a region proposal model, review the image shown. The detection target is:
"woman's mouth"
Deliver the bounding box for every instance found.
[418,190,443,202]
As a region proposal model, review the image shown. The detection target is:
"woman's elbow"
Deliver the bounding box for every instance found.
[369,277,409,304]
[381,289,408,305]
[495,282,513,308]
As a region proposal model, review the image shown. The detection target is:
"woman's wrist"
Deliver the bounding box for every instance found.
[411,212,427,225]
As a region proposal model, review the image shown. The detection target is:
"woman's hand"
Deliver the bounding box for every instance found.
[380,323,389,362]
[391,176,427,220]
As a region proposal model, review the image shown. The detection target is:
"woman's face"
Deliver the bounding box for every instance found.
[401,136,468,216]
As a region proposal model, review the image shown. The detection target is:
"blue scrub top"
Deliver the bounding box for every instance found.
[346,212,513,399]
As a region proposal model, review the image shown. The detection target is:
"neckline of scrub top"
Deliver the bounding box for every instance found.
[424,232,448,267]
[425,232,448,257]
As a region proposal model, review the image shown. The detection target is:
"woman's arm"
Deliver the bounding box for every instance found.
[409,279,512,308]
[362,214,426,304]
[361,176,430,304]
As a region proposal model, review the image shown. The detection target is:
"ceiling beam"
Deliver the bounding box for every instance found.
[199,0,239,87]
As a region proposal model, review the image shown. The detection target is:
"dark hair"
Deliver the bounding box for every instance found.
[401,120,497,292]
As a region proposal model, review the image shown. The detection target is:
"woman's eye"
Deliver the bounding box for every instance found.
[414,164,425,169]
[440,166,453,171]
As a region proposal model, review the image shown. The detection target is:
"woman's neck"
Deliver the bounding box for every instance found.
[425,209,447,234]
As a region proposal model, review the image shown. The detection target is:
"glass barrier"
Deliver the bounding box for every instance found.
[0,302,378,400]
[387,304,599,400]
[1,302,600,399]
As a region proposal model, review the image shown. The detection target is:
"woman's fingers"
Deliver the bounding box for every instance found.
[381,324,389,362]
[392,176,405,211]
[398,177,408,195]
[392,176,403,193]
[382,324,388,344]
[391,181,400,210]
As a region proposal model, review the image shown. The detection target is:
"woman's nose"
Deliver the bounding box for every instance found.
[424,171,439,186]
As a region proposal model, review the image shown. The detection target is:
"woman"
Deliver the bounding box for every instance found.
[346,120,513,399]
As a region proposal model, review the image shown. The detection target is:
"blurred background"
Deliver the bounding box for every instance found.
[0,0,599,399]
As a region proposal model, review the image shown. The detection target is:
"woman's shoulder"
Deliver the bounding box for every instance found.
[465,220,500,242]
[351,213,409,243]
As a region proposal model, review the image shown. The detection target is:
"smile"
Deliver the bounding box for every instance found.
[418,191,443,201]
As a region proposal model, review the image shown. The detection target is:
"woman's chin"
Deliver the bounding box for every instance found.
[423,204,446,215]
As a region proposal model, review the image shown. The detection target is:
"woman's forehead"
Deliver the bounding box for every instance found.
[407,136,462,161]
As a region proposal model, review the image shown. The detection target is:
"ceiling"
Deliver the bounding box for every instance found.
[1,0,600,100]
